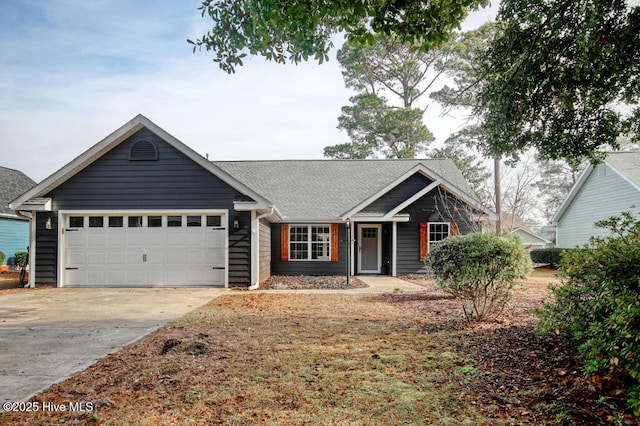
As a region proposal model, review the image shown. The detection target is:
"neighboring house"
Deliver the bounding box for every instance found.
[0,166,36,267]
[500,213,550,252]
[552,151,640,248]
[10,115,495,288]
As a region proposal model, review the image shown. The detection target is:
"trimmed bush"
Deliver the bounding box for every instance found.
[529,248,567,265]
[14,252,28,267]
[536,212,640,415]
[425,232,532,321]
[0,251,5,265]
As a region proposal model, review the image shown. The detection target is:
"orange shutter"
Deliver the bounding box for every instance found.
[450,221,459,236]
[281,224,289,262]
[330,223,339,262]
[419,222,429,261]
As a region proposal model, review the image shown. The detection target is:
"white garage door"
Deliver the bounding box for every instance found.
[63,212,226,287]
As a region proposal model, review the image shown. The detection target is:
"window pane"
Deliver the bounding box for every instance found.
[206,215,221,227]
[69,216,84,227]
[429,223,450,243]
[290,226,308,242]
[128,216,143,227]
[290,243,308,260]
[109,216,123,227]
[187,216,202,227]
[148,216,162,227]
[167,216,182,227]
[311,226,330,260]
[89,216,104,227]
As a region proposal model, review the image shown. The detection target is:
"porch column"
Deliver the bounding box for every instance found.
[391,221,397,276]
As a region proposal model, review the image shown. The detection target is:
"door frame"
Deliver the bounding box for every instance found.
[357,224,382,274]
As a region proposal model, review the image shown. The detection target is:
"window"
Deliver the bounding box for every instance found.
[167,216,182,227]
[429,222,450,250]
[289,225,331,261]
[109,216,124,227]
[148,216,162,227]
[187,216,202,227]
[69,216,84,228]
[89,216,104,227]
[128,216,143,228]
[206,215,222,227]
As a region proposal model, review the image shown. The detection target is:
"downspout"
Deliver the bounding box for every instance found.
[248,207,275,290]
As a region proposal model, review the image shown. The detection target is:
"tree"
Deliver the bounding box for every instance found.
[430,139,491,200]
[326,93,434,158]
[189,0,489,74]
[536,157,583,223]
[325,33,454,158]
[479,0,640,165]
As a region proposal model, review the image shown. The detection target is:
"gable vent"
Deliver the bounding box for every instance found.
[129,140,158,161]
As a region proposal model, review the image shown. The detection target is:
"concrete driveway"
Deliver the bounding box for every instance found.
[0,287,226,406]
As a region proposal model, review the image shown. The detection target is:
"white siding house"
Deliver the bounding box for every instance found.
[552,152,640,248]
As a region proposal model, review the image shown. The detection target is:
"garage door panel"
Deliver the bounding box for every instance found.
[64,213,227,287]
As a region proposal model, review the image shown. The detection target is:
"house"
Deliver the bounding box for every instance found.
[500,213,550,252]
[0,166,36,268]
[10,115,495,288]
[552,151,640,248]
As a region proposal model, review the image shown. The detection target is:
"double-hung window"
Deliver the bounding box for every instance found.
[289,225,331,260]
[428,222,450,251]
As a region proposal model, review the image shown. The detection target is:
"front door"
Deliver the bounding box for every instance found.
[358,225,381,274]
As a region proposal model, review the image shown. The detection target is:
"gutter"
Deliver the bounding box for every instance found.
[248,206,276,291]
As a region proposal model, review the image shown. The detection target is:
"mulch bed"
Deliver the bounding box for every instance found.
[259,275,369,290]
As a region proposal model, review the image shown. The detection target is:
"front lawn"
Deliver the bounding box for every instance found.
[1,270,636,425]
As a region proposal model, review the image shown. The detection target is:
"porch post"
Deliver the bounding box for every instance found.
[392,221,397,276]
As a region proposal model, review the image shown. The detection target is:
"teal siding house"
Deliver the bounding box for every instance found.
[1,167,36,266]
[552,152,640,248]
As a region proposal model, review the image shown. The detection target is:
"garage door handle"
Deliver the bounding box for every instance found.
[66,267,79,270]
[212,267,225,270]
[143,254,147,262]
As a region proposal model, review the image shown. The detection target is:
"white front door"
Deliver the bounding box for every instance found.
[358,225,381,274]
[62,212,227,287]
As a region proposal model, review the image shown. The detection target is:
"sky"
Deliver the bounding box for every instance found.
[0,0,499,183]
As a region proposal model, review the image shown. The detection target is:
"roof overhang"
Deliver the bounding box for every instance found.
[9,114,273,211]
[340,163,496,221]
[10,197,52,212]
[512,227,551,244]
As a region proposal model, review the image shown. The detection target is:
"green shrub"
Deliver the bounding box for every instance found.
[530,248,567,265]
[425,232,532,321]
[14,252,28,267]
[0,251,5,265]
[536,212,640,416]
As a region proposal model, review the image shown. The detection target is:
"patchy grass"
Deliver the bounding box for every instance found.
[1,269,638,425]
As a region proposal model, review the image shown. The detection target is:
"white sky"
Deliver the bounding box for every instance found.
[0,0,498,183]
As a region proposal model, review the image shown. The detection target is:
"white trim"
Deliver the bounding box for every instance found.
[250,210,258,289]
[384,181,440,219]
[341,164,496,221]
[58,209,229,288]
[511,227,551,244]
[351,214,410,222]
[428,222,451,252]
[357,224,382,274]
[10,115,272,211]
[551,164,593,224]
[28,212,36,288]
[287,224,332,261]
[391,221,397,277]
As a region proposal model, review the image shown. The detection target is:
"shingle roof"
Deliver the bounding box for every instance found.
[0,166,36,216]
[606,151,640,188]
[214,159,477,221]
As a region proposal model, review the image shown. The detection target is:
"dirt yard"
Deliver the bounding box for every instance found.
[1,268,638,425]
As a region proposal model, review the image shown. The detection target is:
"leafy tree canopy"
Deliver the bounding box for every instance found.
[480,0,640,164]
[189,0,489,73]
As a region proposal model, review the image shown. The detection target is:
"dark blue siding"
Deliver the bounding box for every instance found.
[37,129,253,286]
[362,173,433,214]
[271,223,348,275]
